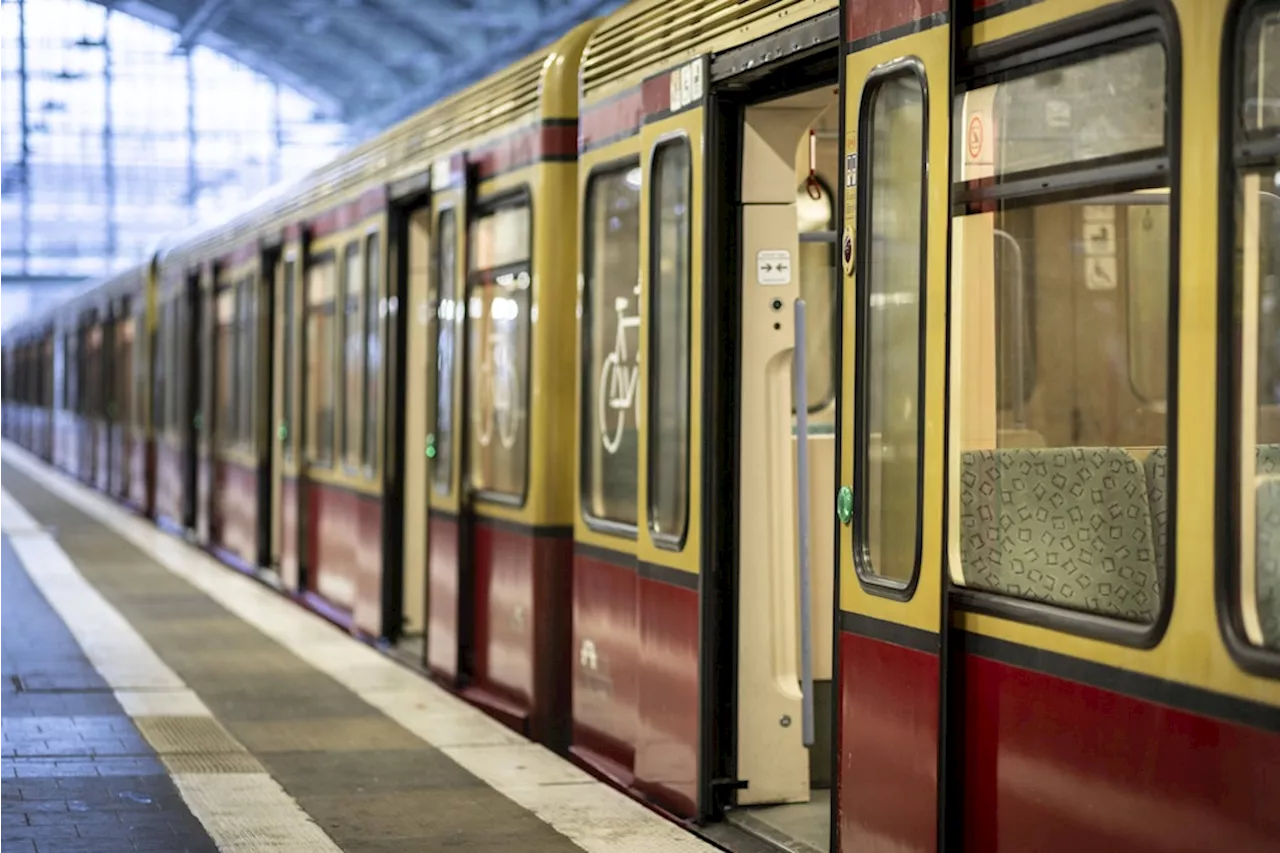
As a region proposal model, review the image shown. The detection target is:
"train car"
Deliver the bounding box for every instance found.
[2,317,54,461]
[5,0,1278,850]
[384,18,597,744]
[569,0,846,829]
[830,0,1280,850]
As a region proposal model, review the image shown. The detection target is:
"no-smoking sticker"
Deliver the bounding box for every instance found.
[967,114,984,161]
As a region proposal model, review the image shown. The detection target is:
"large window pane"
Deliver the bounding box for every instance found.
[341,243,363,467]
[1242,8,1280,132]
[858,70,925,587]
[216,288,235,450]
[432,210,458,496]
[306,258,336,466]
[282,260,296,461]
[1239,164,1280,651]
[951,40,1171,625]
[648,140,691,544]
[467,199,531,500]
[362,234,381,470]
[582,164,641,527]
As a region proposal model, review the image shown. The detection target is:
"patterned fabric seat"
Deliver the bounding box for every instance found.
[1142,447,1169,592]
[959,447,1160,623]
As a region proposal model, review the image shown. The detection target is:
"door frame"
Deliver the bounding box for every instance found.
[380,177,429,641]
[256,243,278,569]
[696,25,845,823]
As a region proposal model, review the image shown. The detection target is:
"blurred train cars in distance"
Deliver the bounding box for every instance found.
[4,0,1279,851]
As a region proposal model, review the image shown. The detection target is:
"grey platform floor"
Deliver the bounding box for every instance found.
[1,463,587,852]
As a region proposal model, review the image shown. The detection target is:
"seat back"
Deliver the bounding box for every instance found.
[960,447,1160,622]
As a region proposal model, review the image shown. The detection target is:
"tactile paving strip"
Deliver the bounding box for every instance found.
[135,715,247,755]
[161,752,266,775]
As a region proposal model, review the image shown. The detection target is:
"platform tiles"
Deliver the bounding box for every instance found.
[1,441,722,853]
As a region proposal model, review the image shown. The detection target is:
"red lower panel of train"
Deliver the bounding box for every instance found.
[837,630,939,853]
[427,513,574,749]
[155,438,184,531]
[427,512,460,680]
[465,519,572,748]
[279,475,300,591]
[960,647,1280,853]
[125,433,154,517]
[303,481,382,636]
[211,456,257,571]
[570,549,699,819]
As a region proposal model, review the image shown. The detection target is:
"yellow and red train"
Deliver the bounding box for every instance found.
[4,0,1279,850]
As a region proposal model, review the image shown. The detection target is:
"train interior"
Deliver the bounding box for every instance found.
[727,82,840,853]
[948,42,1173,623]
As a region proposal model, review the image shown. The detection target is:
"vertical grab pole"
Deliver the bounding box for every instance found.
[795,298,814,747]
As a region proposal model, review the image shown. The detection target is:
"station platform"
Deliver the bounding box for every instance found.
[0,443,721,853]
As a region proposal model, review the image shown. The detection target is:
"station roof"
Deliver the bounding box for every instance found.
[92,0,621,135]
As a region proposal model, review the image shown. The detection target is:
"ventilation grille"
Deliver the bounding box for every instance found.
[582,0,834,99]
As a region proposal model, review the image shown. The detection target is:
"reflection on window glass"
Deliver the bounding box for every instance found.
[282,261,296,461]
[306,259,336,465]
[1238,162,1280,650]
[1242,10,1280,131]
[797,180,837,413]
[467,200,531,499]
[649,140,691,543]
[239,277,256,447]
[951,41,1171,625]
[216,288,236,449]
[432,211,458,496]
[860,71,925,587]
[583,165,641,527]
[363,235,380,469]
[342,244,364,467]
[981,42,1166,177]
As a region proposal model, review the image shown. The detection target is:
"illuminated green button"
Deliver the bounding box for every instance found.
[836,485,853,526]
[425,434,437,459]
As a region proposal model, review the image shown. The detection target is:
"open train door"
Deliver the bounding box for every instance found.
[833,2,951,850]
[423,155,470,680]
[384,167,437,653]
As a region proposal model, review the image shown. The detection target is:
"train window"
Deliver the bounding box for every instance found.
[432,209,458,496]
[466,197,531,501]
[797,178,837,413]
[306,256,337,466]
[341,242,364,468]
[239,276,256,447]
[282,260,296,461]
[648,139,692,546]
[950,36,1171,627]
[216,287,236,450]
[582,163,641,529]
[855,66,926,589]
[1231,3,1280,654]
[1242,6,1280,132]
[362,233,380,470]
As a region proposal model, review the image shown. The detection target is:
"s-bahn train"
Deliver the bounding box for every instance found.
[5,0,1279,850]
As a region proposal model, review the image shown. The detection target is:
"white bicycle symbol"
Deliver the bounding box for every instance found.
[597,292,640,455]
[475,333,521,451]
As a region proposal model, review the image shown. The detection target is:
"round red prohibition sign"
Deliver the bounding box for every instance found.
[967,114,984,160]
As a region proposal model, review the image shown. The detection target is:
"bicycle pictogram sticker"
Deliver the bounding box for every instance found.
[597,290,640,455]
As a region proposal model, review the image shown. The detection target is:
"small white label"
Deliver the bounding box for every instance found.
[668,59,704,112]
[1083,204,1115,223]
[431,159,451,190]
[757,250,792,285]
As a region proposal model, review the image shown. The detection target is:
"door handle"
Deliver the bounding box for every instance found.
[794,298,814,749]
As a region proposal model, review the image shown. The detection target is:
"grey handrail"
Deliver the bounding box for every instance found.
[794,298,814,748]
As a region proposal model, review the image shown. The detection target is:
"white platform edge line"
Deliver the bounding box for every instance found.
[1,483,344,853]
[2,442,721,853]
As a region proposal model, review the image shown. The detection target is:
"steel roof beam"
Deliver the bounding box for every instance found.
[177,0,236,50]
